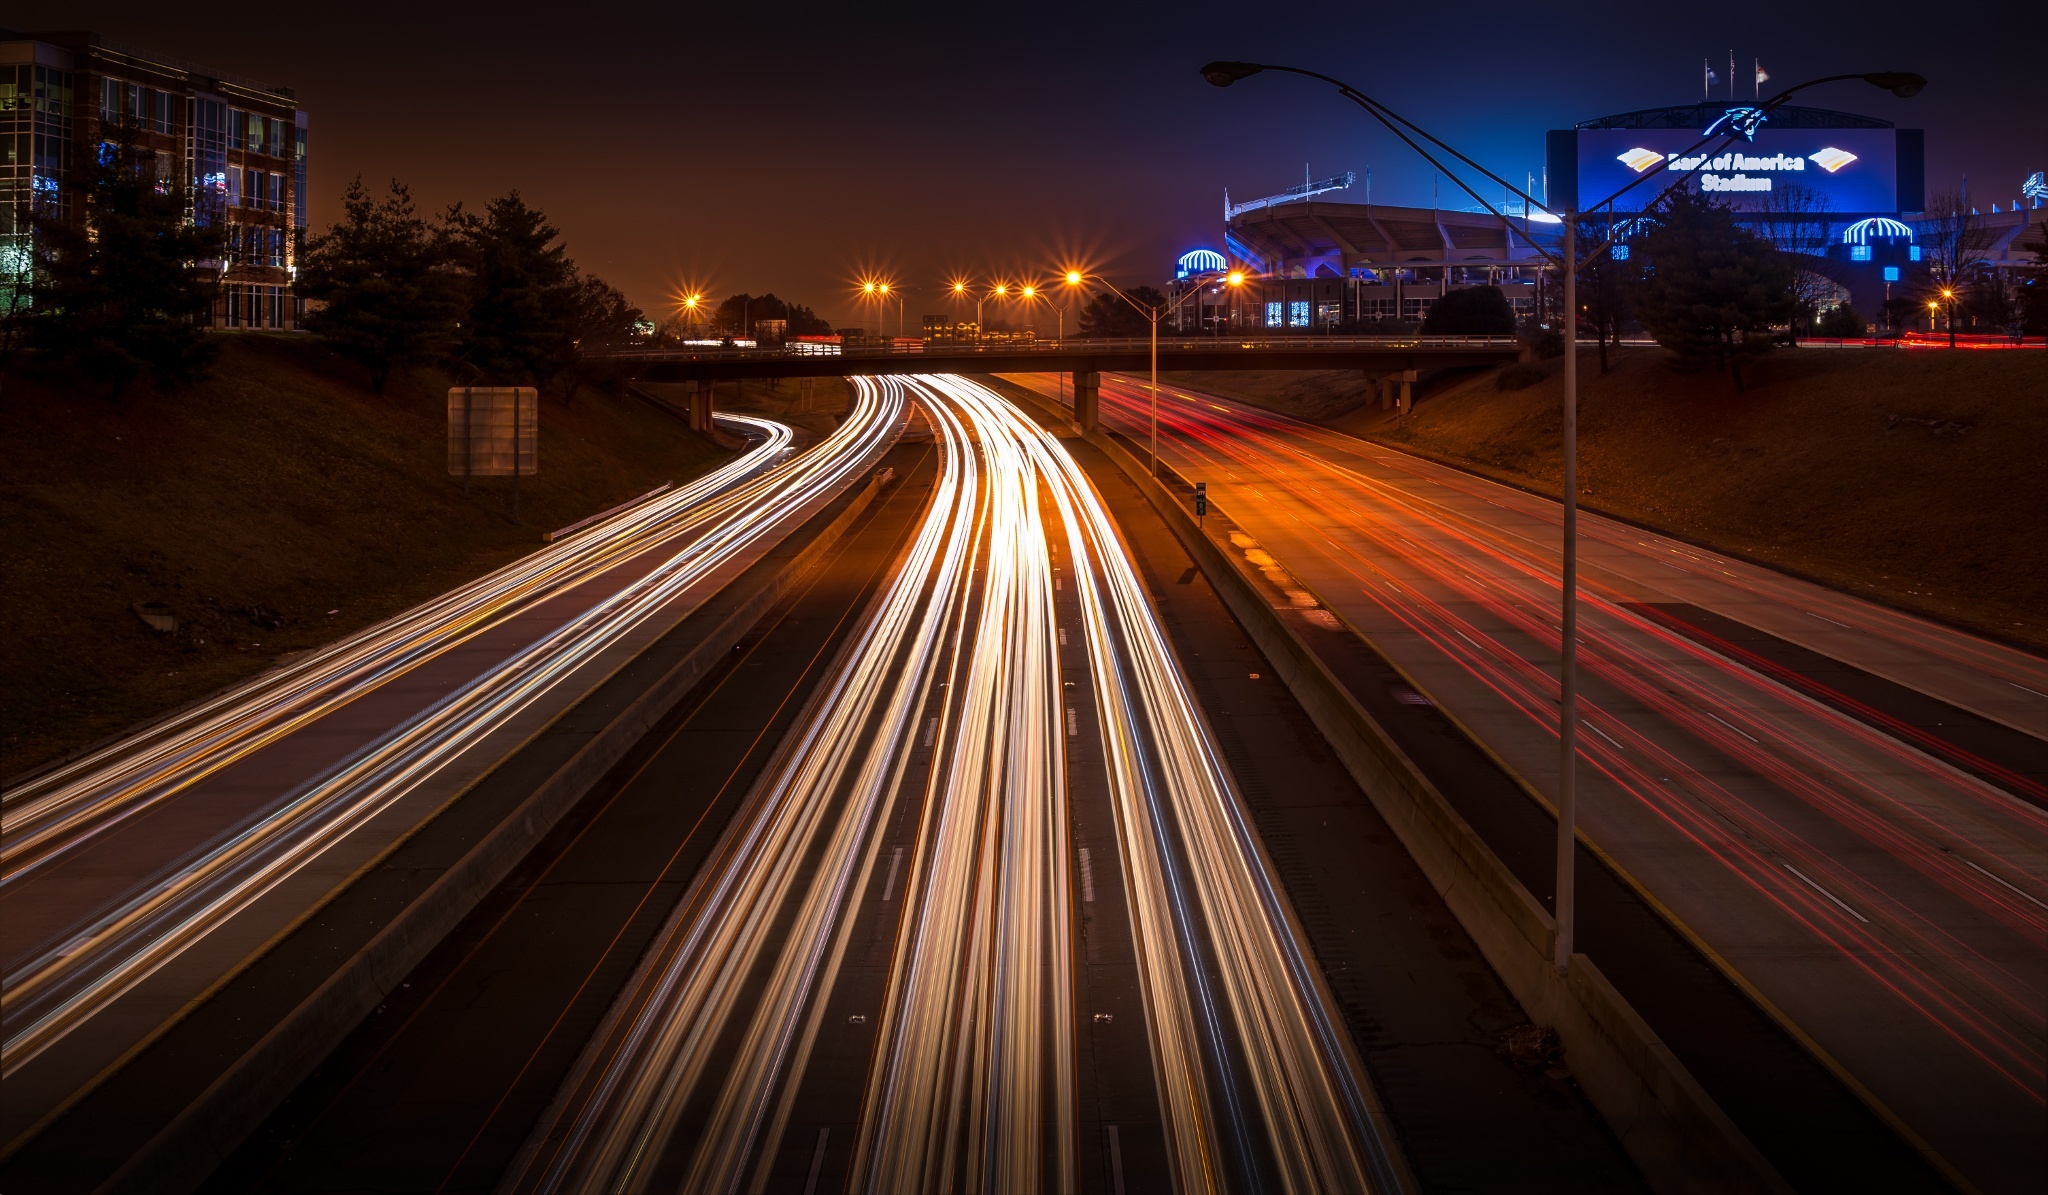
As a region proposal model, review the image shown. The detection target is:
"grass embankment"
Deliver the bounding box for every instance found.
[0,335,733,778]
[1169,350,2048,650]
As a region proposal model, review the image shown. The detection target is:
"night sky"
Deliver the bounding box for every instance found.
[20,1,2039,326]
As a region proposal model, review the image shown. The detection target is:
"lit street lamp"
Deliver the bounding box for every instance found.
[1941,287,1957,348]
[1066,268,1245,477]
[1203,57,1923,975]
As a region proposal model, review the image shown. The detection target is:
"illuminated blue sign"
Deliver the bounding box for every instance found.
[1177,249,1227,279]
[1558,127,1908,215]
[1883,266,1900,281]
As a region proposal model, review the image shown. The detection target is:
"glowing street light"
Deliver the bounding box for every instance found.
[1065,267,1246,476]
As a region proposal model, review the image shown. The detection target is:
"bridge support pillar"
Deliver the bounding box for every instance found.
[799,377,815,407]
[1395,370,1417,412]
[687,380,713,432]
[1072,370,1101,432]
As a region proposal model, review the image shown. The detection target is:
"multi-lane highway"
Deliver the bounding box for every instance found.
[0,395,905,1156]
[1004,369,2048,1194]
[501,375,1406,1194]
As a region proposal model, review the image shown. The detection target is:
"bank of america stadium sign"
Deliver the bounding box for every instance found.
[1547,115,1921,216]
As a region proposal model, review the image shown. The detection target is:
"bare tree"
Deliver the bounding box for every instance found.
[1919,187,1985,347]
[1752,182,1839,341]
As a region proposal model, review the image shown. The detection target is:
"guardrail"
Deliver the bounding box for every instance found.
[607,334,1522,363]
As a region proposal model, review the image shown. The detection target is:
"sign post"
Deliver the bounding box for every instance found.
[1194,481,1207,526]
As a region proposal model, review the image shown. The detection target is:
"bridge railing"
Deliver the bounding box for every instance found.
[606,334,1521,363]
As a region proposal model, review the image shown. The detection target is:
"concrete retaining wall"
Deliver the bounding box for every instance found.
[99,468,896,1195]
[1007,384,1790,1195]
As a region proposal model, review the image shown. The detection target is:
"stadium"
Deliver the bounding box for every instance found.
[1177,100,2042,333]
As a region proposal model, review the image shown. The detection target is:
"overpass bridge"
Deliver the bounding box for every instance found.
[610,334,1526,432]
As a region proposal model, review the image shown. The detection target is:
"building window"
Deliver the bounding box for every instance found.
[1610,244,1630,261]
[1849,245,1871,261]
[1264,301,1283,328]
[1316,302,1341,326]
[1288,300,1309,327]
[1908,244,1922,262]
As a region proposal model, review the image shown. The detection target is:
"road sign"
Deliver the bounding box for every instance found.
[448,387,538,479]
[1195,481,1207,520]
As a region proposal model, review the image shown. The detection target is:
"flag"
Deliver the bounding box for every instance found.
[1756,61,1770,86]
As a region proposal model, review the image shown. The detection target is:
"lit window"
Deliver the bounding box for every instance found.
[1909,245,1922,261]
[1611,244,1630,261]
[1883,266,1900,282]
[1288,300,1309,327]
[1265,301,1283,327]
[1850,245,1872,261]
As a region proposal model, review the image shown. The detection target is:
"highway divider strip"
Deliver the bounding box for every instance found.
[97,464,902,1195]
[1002,381,1793,1195]
[543,482,673,543]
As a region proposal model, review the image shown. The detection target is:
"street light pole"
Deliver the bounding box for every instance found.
[1557,212,1579,969]
[1072,270,1243,477]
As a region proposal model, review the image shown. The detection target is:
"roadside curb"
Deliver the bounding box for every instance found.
[1005,382,1792,1195]
[95,466,897,1195]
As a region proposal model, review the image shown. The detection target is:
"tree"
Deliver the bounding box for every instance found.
[1752,182,1839,341]
[1629,190,1795,390]
[558,272,643,400]
[22,135,223,398]
[711,292,829,338]
[443,191,581,388]
[1816,302,1867,338]
[2020,220,2048,339]
[297,177,461,393]
[1422,284,1516,336]
[1918,187,1985,348]
[1565,215,1641,374]
[1076,286,1166,337]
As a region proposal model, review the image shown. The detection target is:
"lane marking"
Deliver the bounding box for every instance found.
[1784,863,1870,923]
[1059,627,1068,646]
[1807,611,1852,629]
[881,847,904,902]
[1703,710,1762,744]
[922,717,937,748]
[1107,1124,1127,1195]
[1079,846,1096,903]
[1584,721,1627,752]
[1953,855,2048,914]
[2010,681,2048,700]
[803,1127,831,1195]
[1066,707,1080,737]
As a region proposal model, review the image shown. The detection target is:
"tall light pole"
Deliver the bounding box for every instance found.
[1202,58,1924,974]
[1067,268,1245,477]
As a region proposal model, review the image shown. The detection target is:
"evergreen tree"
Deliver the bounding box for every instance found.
[24,136,223,398]
[1076,286,1166,337]
[297,177,460,393]
[444,191,581,387]
[1630,190,1794,390]
[1421,285,1515,335]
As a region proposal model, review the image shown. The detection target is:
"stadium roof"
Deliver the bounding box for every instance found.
[1576,103,1892,130]
[1225,201,1559,275]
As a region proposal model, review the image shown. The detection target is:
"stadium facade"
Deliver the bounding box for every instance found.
[1184,101,2041,333]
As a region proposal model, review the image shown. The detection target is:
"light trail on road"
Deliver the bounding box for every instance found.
[1,398,904,1089]
[1023,370,2048,1193]
[502,375,1401,1194]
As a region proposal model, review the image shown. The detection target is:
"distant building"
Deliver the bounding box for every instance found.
[1,27,307,329]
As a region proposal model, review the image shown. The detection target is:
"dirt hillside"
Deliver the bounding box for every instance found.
[1,335,732,777]
[1178,349,2048,649]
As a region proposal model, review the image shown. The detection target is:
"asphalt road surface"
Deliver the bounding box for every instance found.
[1003,369,2047,1194]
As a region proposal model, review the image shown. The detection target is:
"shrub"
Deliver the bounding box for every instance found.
[1496,364,1545,390]
[1422,285,1516,335]
[1816,303,1868,338]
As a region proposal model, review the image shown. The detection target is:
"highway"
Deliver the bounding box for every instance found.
[501,375,1406,1194]
[0,396,905,1156]
[1004,370,2048,1194]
